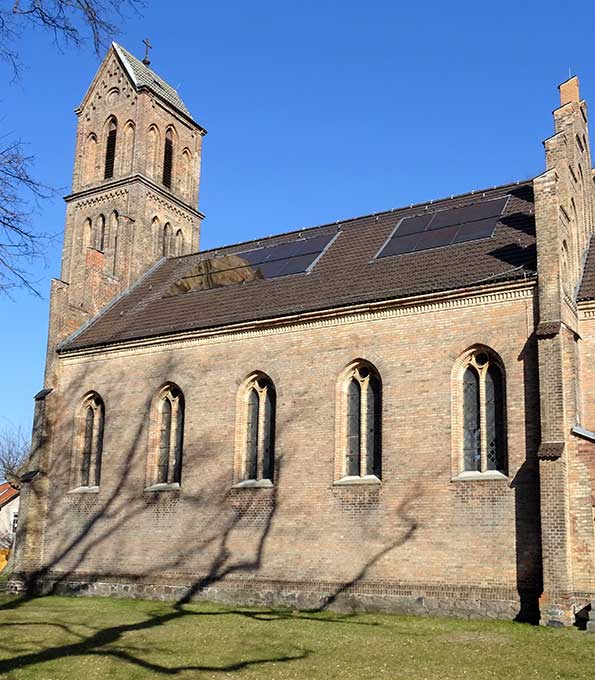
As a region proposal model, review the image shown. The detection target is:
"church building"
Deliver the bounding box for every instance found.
[10,44,595,627]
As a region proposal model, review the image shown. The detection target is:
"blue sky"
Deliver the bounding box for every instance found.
[0,0,594,434]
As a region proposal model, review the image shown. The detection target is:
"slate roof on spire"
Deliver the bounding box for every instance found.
[112,42,193,119]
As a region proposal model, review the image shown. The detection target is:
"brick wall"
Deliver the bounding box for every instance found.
[18,286,544,620]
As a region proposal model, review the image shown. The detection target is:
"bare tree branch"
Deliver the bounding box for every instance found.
[0,0,144,294]
[0,138,53,295]
[2,1,144,77]
[0,425,29,484]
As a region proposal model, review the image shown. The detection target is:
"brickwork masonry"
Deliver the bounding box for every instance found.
[8,572,539,622]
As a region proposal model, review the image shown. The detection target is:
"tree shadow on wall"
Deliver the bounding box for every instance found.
[0,351,422,676]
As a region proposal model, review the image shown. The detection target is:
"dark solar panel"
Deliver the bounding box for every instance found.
[376,196,508,259]
[167,231,337,296]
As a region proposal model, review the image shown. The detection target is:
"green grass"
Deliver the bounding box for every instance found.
[0,595,593,679]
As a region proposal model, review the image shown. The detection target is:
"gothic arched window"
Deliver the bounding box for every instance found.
[175,229,184,256]
[150,384,184,486]
[111,211,119,275]
[97,214,106,252]
[147,125,160,179]
[342,362,382,479]
[151,216,161,255]
[163,128,174,188]
[457,348,507,476]
[240,374,276,483]
[121,121,135,175]
[82,217,93,252]
[181,148,192,198]
[163,223,172,257]
[84,133,98,184]
[77,393,104,488]
[104,118,118,179]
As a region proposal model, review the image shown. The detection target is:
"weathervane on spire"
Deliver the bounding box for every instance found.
[142,38,152,66]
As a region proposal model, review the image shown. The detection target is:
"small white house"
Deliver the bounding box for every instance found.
[0,482,19,548]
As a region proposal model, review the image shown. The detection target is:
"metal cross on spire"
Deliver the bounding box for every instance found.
[142,38,152,66]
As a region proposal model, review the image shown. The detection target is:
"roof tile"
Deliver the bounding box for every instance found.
[63,181,536,351]
[113,43,193,119]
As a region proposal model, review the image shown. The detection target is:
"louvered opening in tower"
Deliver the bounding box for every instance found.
[163,135,173,188]
[104,122,117,179]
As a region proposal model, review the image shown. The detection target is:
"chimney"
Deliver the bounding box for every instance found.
[559,76,580,106]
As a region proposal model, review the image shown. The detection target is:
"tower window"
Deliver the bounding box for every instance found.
[83,133,98,185]
[163,223,172,257]
[111,211,119,275]
[97,214,106,252]
[175,229,184,256]
[163,129,173,188]
[82,217,93,251]
[104,118,117,179]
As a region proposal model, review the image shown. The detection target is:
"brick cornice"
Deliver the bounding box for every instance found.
[64,174,204,219]
[578,299,595,319]
[60,278,536,361]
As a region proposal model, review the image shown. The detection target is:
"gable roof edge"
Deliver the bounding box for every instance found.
[56,257,167,353]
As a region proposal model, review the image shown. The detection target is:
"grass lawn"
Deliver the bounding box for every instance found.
[0,595,594,679]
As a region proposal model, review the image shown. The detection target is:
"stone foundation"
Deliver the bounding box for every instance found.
[7,573,543,622]
[587,601,595,632]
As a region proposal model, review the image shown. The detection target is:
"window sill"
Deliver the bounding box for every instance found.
[68,486,99,495]
[333,475,381,487]
[451,471,508,482]
[232,479,274,489]
[144,482,181,492]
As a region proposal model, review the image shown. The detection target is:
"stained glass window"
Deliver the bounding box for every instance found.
[344,364,382,478]
[158,398,172,483]
[81,406,94,486]
[486,364,506,473]
[243,376,276,482]
[463,367,480,472]
[346,378,361,476]
[245,387,259,480]
[460,351,507,475]
[78,394,104,488]
[155,386,184,485]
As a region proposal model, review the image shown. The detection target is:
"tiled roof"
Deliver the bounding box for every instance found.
[61,181,537,352]
[113,43,193,119]
[0,483,19,509]
[578,242,595,301]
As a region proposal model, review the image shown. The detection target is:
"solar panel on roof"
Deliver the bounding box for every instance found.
[376,196,509,259]
[167,231,338,296]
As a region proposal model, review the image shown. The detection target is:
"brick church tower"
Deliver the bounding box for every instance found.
[48,43,206,365]
[16,44,206,578]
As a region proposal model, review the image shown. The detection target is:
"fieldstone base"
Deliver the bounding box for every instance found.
[587,601,595,633]
[6,572,543,623]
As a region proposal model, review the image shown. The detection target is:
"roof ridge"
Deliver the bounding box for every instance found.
[175,177,534,262]
[112,42,194,120]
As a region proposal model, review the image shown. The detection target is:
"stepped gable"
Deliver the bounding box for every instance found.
[578,242,595,301]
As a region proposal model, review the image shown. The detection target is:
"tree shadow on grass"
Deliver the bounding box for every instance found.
[0,480,420,676]
[0,353,422,676]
